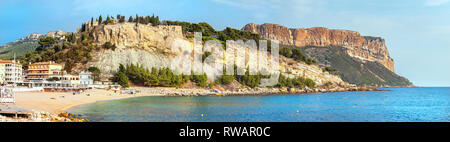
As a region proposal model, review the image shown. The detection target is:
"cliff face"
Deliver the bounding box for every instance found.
[80,22,346,86]
[242,23,395,72]
[82,23,188,76]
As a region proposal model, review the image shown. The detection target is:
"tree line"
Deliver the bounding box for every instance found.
[114,63,208,88]
[114,63,316,89]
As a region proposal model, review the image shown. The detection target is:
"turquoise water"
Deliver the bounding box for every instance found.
[68,87,450,122]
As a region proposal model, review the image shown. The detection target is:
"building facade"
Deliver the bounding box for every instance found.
[0,60,22,85]
[79,71,93,86]
[25,61,94,90]
[27,61,63,82]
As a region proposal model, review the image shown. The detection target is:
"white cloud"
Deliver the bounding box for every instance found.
[425,0,450,6]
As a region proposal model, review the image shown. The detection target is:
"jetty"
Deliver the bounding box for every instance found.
[0,104,32,118]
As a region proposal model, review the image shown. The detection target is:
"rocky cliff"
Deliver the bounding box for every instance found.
[242,23,395,72]
[79,22,346,86]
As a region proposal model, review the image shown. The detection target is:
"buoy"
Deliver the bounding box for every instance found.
[296,110,299,113]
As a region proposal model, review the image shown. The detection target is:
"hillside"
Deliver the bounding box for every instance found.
[0,33,42,59]
[242,23,395,72]
[17,15,348,89]
[0,31,67,60]
[0,41,39,59]
[300,46,412,86]
[242,23,412,87]
[84,22,345,86]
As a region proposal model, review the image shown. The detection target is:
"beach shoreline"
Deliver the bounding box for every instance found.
[15,86,378,112]
[13,88,162,114]
[1,85,379,122]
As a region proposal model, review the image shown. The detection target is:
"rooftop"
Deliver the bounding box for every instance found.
[0,60,21,65]
[29,61,61,66]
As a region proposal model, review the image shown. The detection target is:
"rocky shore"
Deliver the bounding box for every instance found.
[0,109,88,122]
[158,86,379,96]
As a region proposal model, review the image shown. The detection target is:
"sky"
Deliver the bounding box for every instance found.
[0,0,449,86]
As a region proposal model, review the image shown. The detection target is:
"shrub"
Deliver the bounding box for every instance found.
[202,51,212,62]
[103,42,116,50]
[215,75,234,85]
[324,67,338,72]
[280,46,292,58]
[191,73,208,87]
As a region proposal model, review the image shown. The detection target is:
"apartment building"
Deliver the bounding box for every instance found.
[0,60,22,84]
[27,61,63,82]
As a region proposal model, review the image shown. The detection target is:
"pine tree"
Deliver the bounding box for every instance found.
[106,16,111,24]
[115,72,129,88]
[81,23,86,32]
[98,15,103,25]
[155,16,160,25]
[129,16,133,22]
[91,17,94,26]
[119,16,125,23]
[136,14,139,24]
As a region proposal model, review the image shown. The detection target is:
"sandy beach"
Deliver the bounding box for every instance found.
[11,85,375,114]
[14,88,162,114]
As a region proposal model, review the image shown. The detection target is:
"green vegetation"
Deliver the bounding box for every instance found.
[277,74,316,88]
[102,42,117,50]
[0,40,40,60]
[279,46,317,65]
[88,66,101,81]
[114,65,129,88]
[114,63,190,88]
[98,15,103,25]
[166,21,216,36]
[117,14,125,23]
[113,63,316,89]
[165,21,260,42]
[300,46,412,86]
[215,75,234,85]
[363,36,382,41]
[130,14,161,26]
[191,73,208,87]
[235,67,262,88]
[201,51,212,62]
[324,66,338,72]
[20,33,94,72]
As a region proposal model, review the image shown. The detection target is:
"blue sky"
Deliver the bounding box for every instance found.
[0,0,449,86]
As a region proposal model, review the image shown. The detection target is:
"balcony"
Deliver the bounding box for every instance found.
[27,73,50,75]
[27,68,50,71]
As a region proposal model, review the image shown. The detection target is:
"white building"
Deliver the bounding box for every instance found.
[0,60,22,85]
[79,71,93,86]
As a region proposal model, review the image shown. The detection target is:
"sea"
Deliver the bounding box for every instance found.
[67,87,449,122]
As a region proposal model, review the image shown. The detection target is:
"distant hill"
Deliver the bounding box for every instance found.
[300,46,412,87]
[0,31,67,60]
[0,33,42,59]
